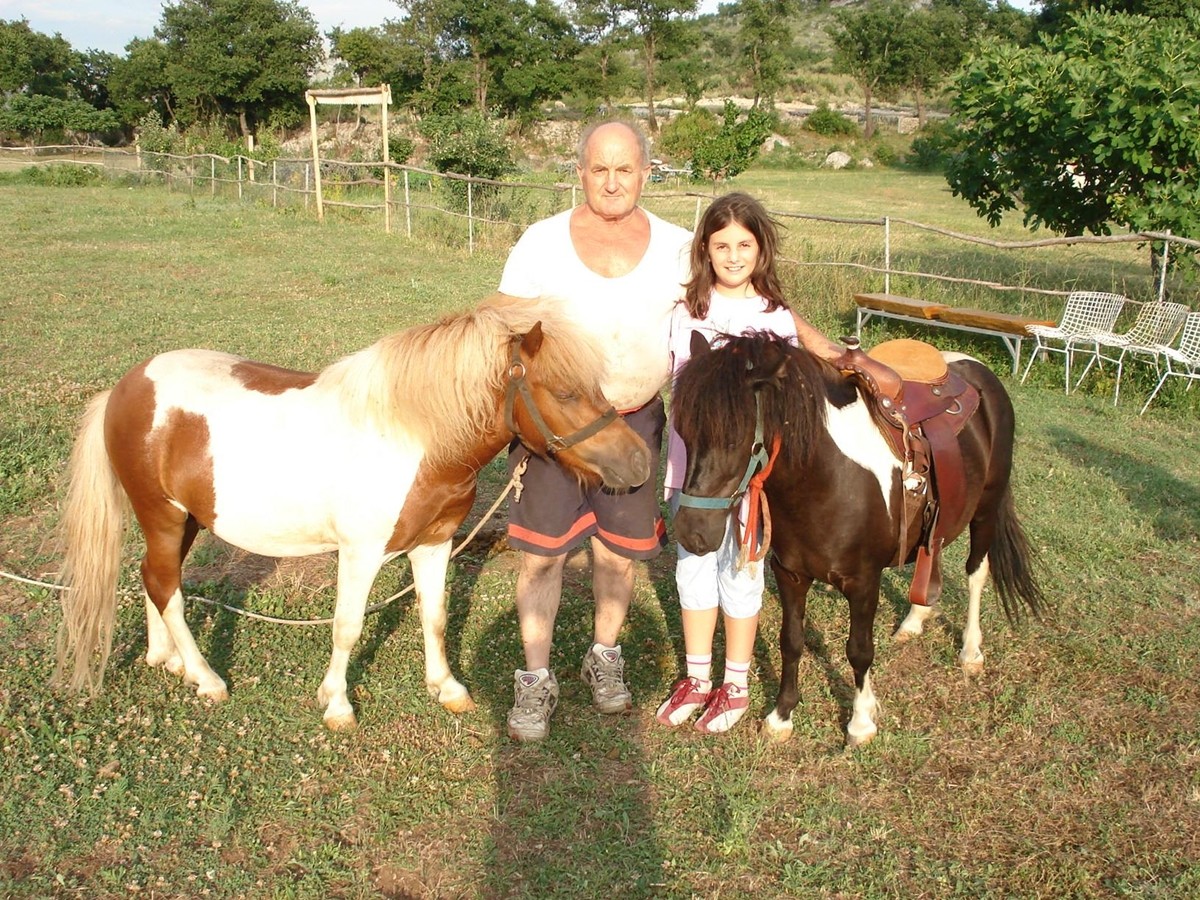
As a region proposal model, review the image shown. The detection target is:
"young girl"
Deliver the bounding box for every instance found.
[657,192,842,734]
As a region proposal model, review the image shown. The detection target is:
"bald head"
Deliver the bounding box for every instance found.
[577,121,652,170]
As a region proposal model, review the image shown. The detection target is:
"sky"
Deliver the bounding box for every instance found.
[2,1,733,56]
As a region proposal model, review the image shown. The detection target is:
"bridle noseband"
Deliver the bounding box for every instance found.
[503,335,618,455]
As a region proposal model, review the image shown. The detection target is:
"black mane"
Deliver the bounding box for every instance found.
[673,330,839,471]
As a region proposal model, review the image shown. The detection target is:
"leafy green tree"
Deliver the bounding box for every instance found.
[737,0,799,109]
[1035,0,1200,34]
[419,110,515,209]
[628,0,698,132]
[690,100,774,182]
[156,0,323,139]
[108,39,175,128]
[393,0,467,113]
[947,10,1200,247]
[328,26,401,87]
[493,0,579,122]
[0,94,119,143]
[658,106,719,163]
[0,19,74,98]
[828,1,911,140]
[68,50,118,111]
[394,0,575,119]
[570,0,635,112]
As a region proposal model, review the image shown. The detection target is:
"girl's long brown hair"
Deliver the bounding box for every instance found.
[682,192,788,319]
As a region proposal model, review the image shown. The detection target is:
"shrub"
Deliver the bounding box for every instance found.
[419,112,514,211]
[868,141,898,167]
[690,102,776,183]
[658,108,719,164]
[805,102,857,137]
[0,164,106,187]
[905,119,960,171]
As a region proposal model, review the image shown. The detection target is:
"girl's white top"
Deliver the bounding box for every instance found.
[663,292,798,498]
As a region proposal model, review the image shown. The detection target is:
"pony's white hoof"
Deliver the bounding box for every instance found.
[440,693,476,715]
[197,681,229,703]
[763,711,794,742]
[894,607,936,644]
[959,651,985,676]
[145,650,184,674]
[430,680,476,714]
[324,711,358,731]
[846,725,878,749]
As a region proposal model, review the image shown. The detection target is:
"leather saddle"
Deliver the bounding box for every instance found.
[834,337,980,606]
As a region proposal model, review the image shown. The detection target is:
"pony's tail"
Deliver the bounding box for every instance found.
[988,485,1044,624]
[53,390,129,696]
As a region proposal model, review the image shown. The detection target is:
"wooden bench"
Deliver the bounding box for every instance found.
[854,292,1056,375]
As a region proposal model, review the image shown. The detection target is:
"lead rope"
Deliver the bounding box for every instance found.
[1,458,530,627]
[736,434,781,570]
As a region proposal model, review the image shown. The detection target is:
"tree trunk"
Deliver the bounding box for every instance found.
[643,35,659,134]
[474,53,488,114]
[863,82,875,140]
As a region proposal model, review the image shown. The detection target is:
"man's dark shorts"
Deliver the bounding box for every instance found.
[506,395,666,560]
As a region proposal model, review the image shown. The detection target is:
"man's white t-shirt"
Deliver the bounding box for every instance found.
[499,207,692,411]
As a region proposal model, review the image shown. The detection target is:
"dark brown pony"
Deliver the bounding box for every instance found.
[55,295,650,730]
[672,331,1041,747]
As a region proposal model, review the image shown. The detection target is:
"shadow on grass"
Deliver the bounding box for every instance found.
[465,540,670,898]
[1046,424,1200,541]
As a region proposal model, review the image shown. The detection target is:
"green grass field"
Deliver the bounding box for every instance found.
[1,177,1198,899]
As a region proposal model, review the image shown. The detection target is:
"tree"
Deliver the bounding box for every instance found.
[737,0,799,109]
[156,0,323,139]
[328,26,402,87]
[0,94,119,143]
[108,38,176,128]
[393,0,470,113]
[0,19,74,98]
[68,50,118,111]
[689,100,774,182]
[628,0,698,133]
[570,0,635,112]
[394,0,575,119]
[946,10,1200,248]
[493,0,579,121]
[1035,0,1200,34]
[828,1,911,140]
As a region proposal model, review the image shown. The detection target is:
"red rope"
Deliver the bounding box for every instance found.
[739,434,782,564]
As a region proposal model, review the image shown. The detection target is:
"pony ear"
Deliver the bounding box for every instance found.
[689,329,711,358]
[521,321,545,358]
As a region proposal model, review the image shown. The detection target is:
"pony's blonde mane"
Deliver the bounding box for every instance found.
[316,294,609,467]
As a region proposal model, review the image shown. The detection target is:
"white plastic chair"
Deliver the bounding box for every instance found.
[1140,311,1200,415]
[1021,291,1128,393]
[1073,300,1190,404]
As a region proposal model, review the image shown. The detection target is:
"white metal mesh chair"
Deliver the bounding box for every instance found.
[1021,291,1127,393]
[1140,311,1200,415]
[1073,300,1190,404]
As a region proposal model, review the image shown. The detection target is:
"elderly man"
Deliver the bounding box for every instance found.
[499,120,692,741]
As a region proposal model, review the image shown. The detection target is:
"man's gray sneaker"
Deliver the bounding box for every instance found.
[507,668,559,742]
[581,644,632,714]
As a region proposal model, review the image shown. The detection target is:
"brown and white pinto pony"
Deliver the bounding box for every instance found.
[55,294,650,729]
[672,332,1042,747]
